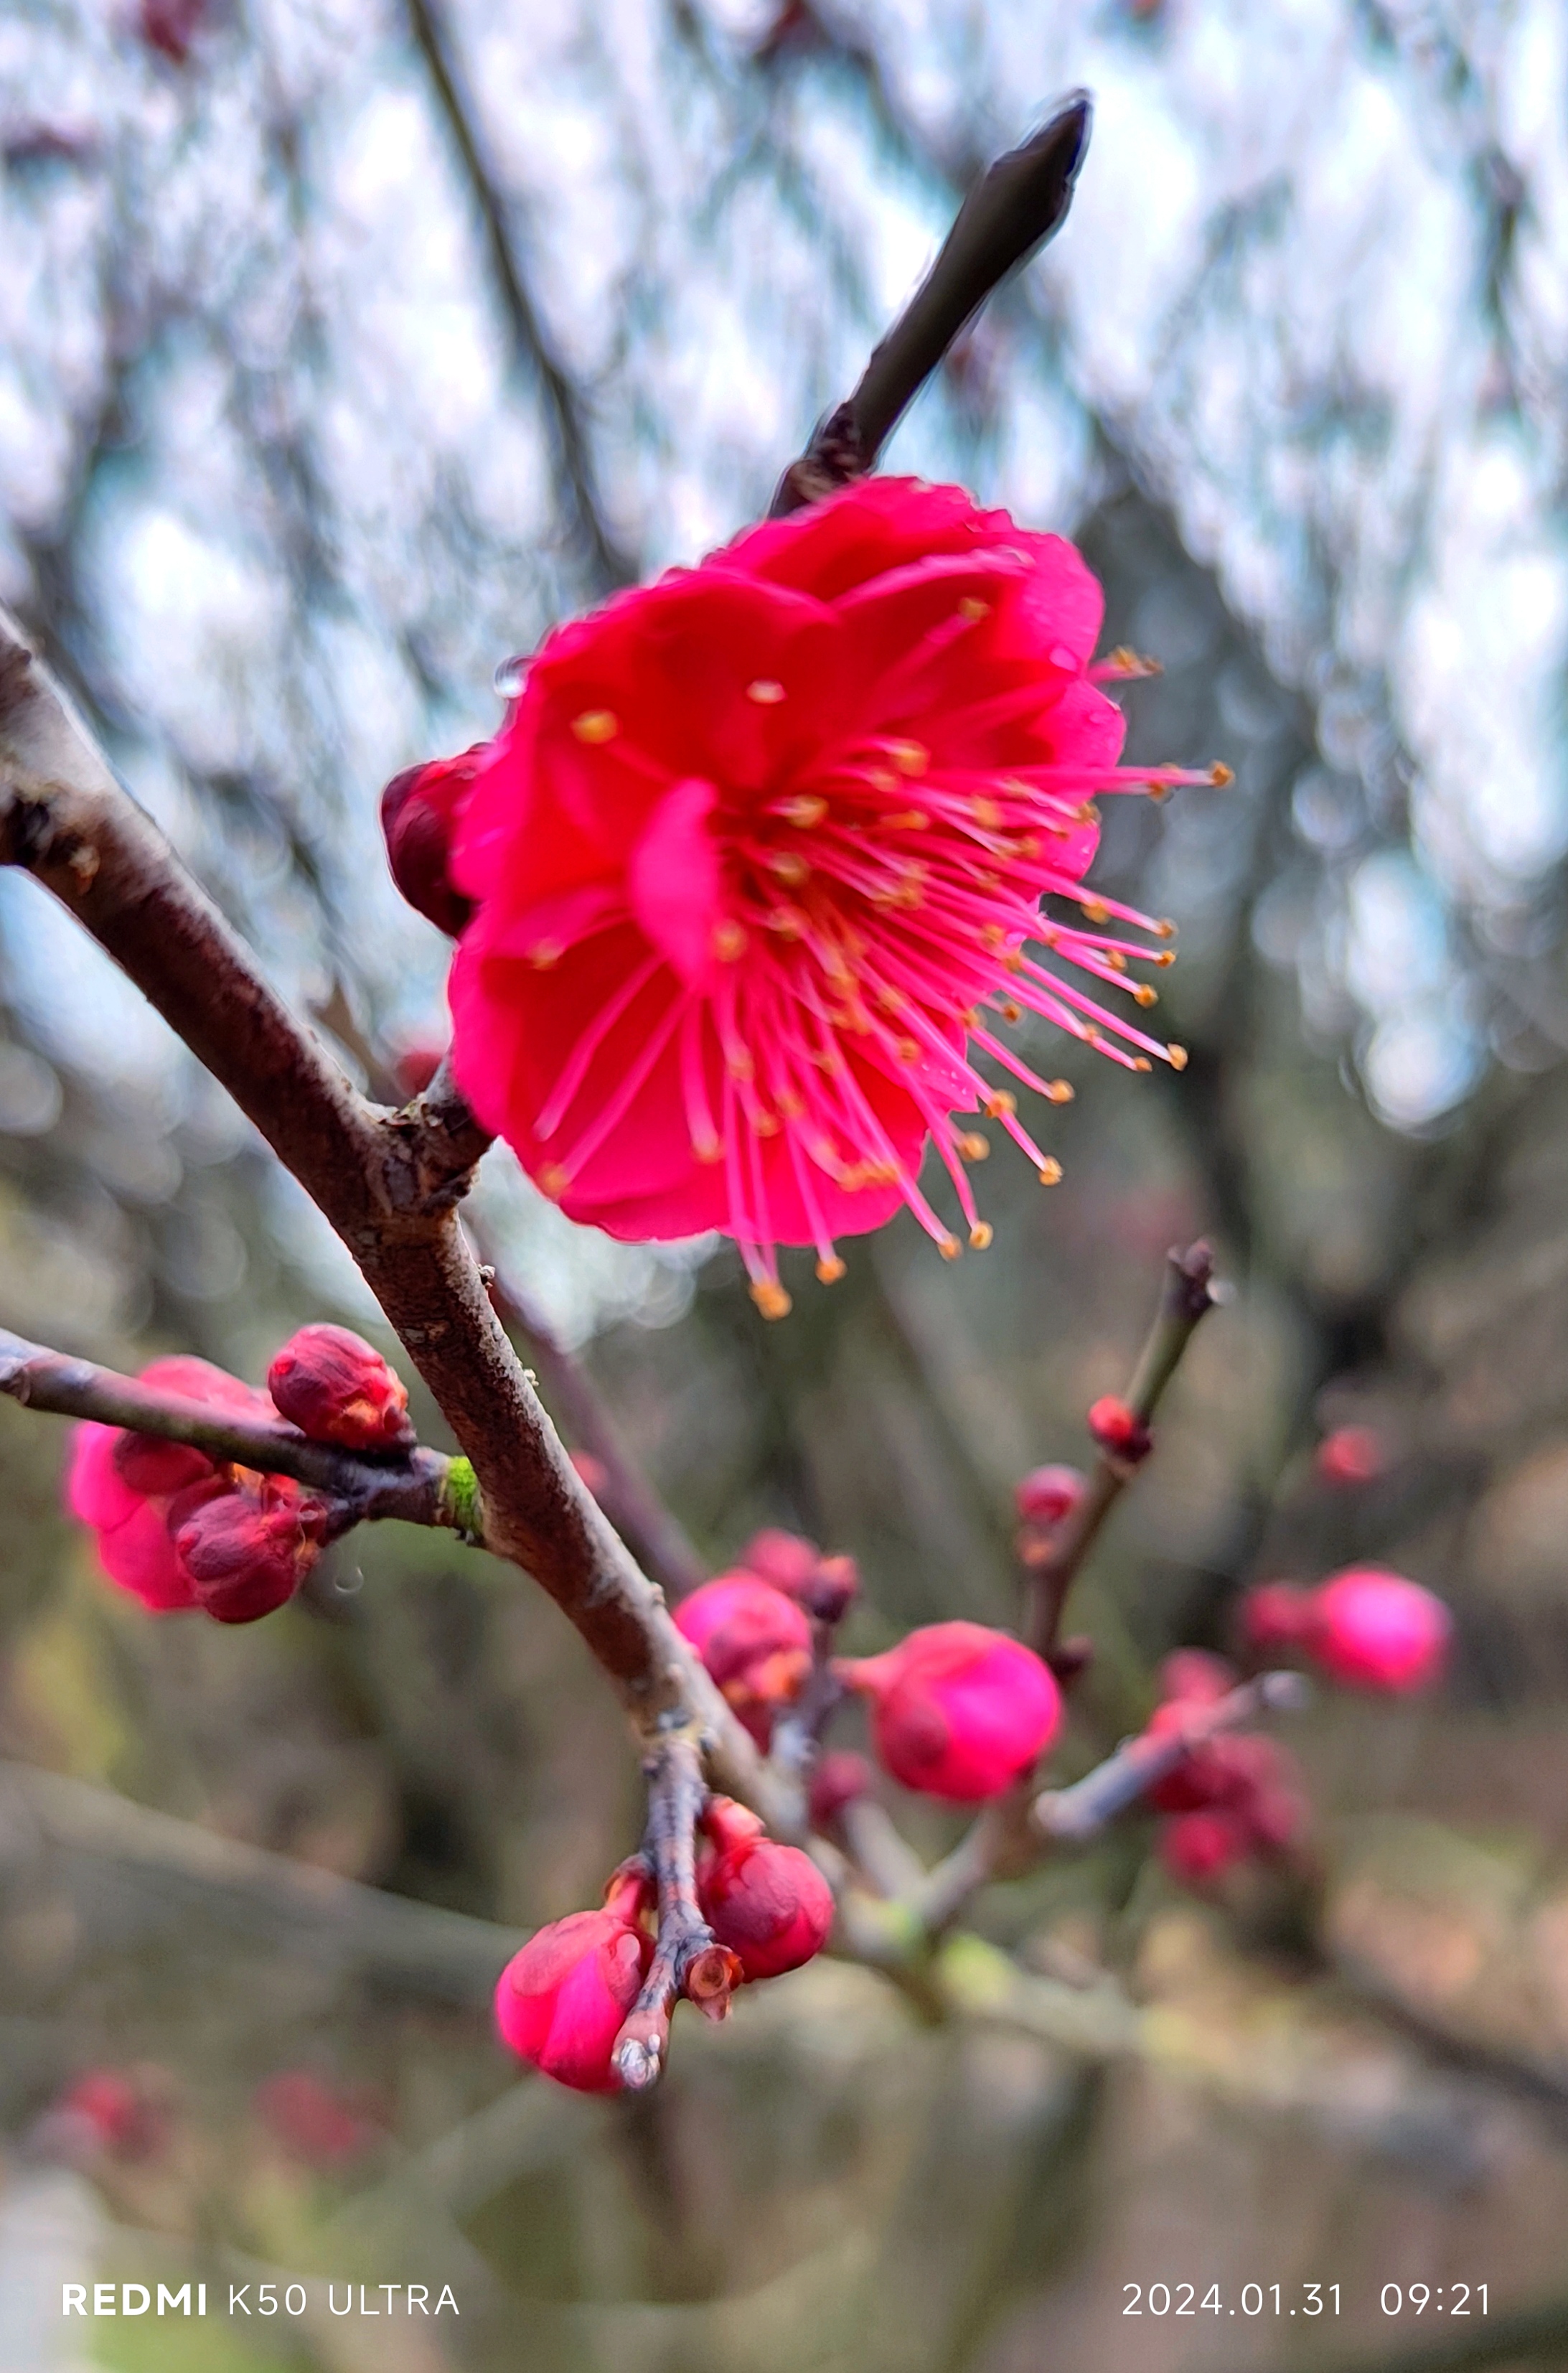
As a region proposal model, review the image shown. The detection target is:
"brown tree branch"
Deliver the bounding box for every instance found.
[0,1326,458,1529]
[612,1732,741,2090]
[0,608,786,1819]
[481,1251,708,1601]
[771,93,1092,515]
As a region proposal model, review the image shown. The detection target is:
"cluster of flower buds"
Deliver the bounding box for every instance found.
[494,1799,834,2094]
[1240,1566,1450,1695]
[1144,1652,1309,1888]
[672,1528,860,1745]
[836,1621,1061,1802]
[380,747,483,937]
[65,1329,414,1625]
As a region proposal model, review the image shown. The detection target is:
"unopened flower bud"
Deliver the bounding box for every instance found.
[1305,1567,1450,1694]
[1239,1581,1312,1659]
[1086,1395,1152,1464]
[698,1837,835,1980]
[1013,1464,1086,1525]
[494,1895,653,2093]
[808,1749,874,1828]
[673,1575,813,1745]
[837,1620,1061,1802]
[741,1528,860,1624]
[267,1324,414,1453]
[380,750,482,937]
[1161,1808,1250,1887]
[1315,1425,1386,1487]
[256,2072,377,2168]
[1158,1648,1236,1705]
[112,1433,215,1497]
[47,2068,166,2163]
[173,1479,329,1624]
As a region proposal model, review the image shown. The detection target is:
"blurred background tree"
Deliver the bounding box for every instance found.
[5,0,1568,2367]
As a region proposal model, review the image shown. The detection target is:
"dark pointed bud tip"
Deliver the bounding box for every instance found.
[380,751,482,937]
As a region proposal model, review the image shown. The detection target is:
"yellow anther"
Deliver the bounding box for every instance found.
[896,1036,920,1062]
[1208,762,1234,786]
[889,739,928,776]
[1155,917,1177,939]
[1038,1159,1063,1186]
[727,1049,754,1082]
[1083,899,1109,925]
[815,1255,846,1284]
[868,767,898,792]
[777,1088,806,1119]
[1000,1000,1022,1024]
[1133,1057,1152,1072]
[972,797,1003,830]
[960,1007,980,1028]
[747,678,787,704]
[769,852,809,886]
[768,907,806,937]
[754,1112,780,1138]
[885,810,929,830]
[1015,833,1041,858]
[938,1233,963,1260]
[874,985,906,1012]
[712,919,748,961]
[1046,1080,1074,1104]
[1148,783,1171,803]
[1106,950,1127,972]
[538,1163,570,1199]
[968,1220,994,1250]
[985,1090,1016,1118]
[1153,949,1176,968]
[957,1133,990,1161]
[528,940,563,969]
[982,922,1005,950]
[1167,1043,1189,1071]
[1133,983,1158,1008]
[571,709,617,744]
[693,1134,724,1164]
[750,1281,793,1319]
[958,596,990,622]
[781,794,826,827]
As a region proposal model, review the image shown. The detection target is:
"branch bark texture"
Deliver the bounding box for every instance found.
[0,609,780,1813]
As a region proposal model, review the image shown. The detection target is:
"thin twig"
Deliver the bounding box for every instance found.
[1033,1672,1308,1843]
[613,1733,740,2090]
[404,0,635,591]
[0,1326,458,1528]
[0,608,785,1820]
[770,93,1091,515]
[1025,1240,1221,1658]
[482,1255,708,1600]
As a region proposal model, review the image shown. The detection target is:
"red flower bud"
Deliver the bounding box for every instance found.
[698,1837,834,1980]
[1238,1581,1312,1658]
[1161,1809,1250,1887]
[1013,1464,1086,1525]
[1305,1567,1450,1694]
[741,1528,860,1624]
[807,1749,874,1828]
[112,1433,216,1497]
[255,2072,377,2168]
[494,1904,653,2092]
[173,1479,329,1623]
[65,1356,276,1614]
[1145,1718,1284,1814]
[52,2069,165,2162]
[838,1621,1061,1802]
[1086,1395,1152,1463]
[673,1575,813,1745]
[1315,1425,1386,1487]
[380,749,482,937]
[1157,1648,1236,1705]
[267,1324,414,1453]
